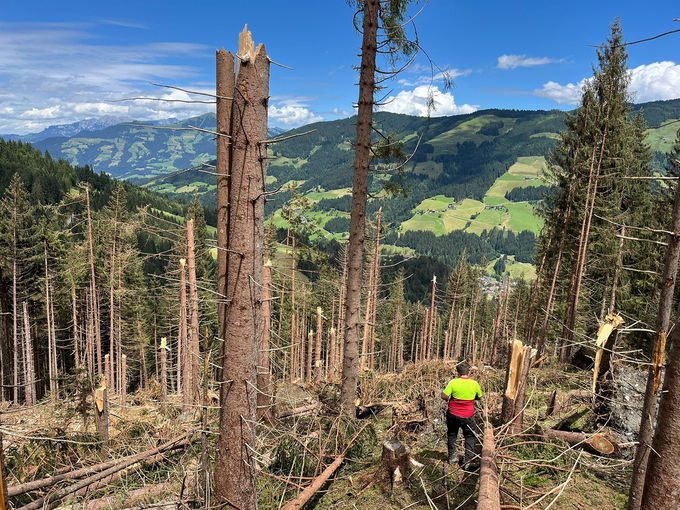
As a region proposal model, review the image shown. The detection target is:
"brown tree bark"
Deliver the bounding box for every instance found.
[44,241,57,401]
[186,219,201,405]
[340,0,379,414]
[639,312,680,509]
[477,424,500,510]
[108,188,120,393]
[85,185,102,376]
[22,302,35,406]
[628,176,680,510]
[257,260,272,419]
[160,337,167,402]
[178,259,187,395]
[368,208,381,369]
[214,26,269,510]
[314,306,322,382]
[216,48,234,388]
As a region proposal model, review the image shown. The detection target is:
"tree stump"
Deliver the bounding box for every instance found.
[382,440,423,493]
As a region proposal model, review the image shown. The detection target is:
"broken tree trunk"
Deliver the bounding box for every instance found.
[94,377,109,442]
[381,440,423,493]
[477,424,500,510]
[544,429,615,455]
[257,260,272,420]
[628,171,680,510]
[160,337,167,402]
[213,26,269,510]
[501,340,533,434]
[639,312,680,510]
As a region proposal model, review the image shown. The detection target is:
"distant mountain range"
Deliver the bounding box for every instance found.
[0,116,182,144]
[2,99,679,279]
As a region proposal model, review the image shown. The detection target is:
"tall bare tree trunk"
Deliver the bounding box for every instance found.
[289,237,296,383]
[109,190,119,393]
[216,48,234,386]
[44,241,57,402]
[22,302,35,406]
[214,26,269,510]
[340,0,379,414]
[314,307,322,382]
[368,208,381,369]
[186,219,201,405]
[628,178,680,510]
[72,283,80,369]
[257,261,272,419]
[178,259,187,395]
[12,255,18,405]
[85,185,102,376]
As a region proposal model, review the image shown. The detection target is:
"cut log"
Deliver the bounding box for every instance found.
[282,455,343,510]
[544,429,615,455]
[477,424,500,510]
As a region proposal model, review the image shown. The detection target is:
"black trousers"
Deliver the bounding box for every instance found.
[446,411,478,462]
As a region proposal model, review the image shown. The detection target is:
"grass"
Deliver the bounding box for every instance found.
[530,131,561,140]
[505,202,543,234]
[305,188,351,202]
[415,195,456,211]
[645,119,679,153]
[428,115,517,153]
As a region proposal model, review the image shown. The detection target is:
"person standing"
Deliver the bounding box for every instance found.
[440,362,482,467]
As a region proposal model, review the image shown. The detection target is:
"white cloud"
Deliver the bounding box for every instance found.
[497,54,562,70]
[269,105,323,127]
[378,85,478,117]
[535,61,680,106]
[0,22,212,134]
[629,61,680,103]
[534,79,589,105]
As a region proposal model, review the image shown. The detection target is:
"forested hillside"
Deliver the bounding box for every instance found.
[27,99,680,279]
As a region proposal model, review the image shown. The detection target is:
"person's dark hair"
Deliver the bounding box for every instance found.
[456,362,470,377]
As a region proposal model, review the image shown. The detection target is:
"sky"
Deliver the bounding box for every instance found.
[1,0,678,134]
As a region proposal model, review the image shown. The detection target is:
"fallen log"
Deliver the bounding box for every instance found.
[477,424,500,510]
[544,429,615,455]
[277,403,320,419]
[281,423,370,510]
[282,455,343,510]
[84,482,173,510]
[16,433,190,510]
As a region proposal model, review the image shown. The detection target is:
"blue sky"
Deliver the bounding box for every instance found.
[1,0,678,134]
